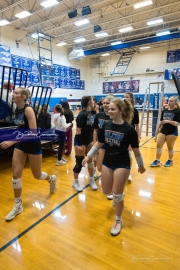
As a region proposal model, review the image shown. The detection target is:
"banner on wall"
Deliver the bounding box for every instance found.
[166,50,180,63]
[164,69,180,80]
[103,80,140,94]
[0,45,11,66]
[0,47,85,89]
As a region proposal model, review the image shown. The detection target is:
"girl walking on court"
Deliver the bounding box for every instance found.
[0,87,56,221]
[72,96,97,191]
[82,99,146,236]
[150,96,180,167]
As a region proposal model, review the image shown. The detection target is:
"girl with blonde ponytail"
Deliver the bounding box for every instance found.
[82,98,146,236]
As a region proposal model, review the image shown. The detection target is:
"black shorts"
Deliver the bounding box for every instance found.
[14,141,42,155]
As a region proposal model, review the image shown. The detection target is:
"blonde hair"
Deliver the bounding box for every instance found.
[16,87,29,102]
[169,96,180,109]
[111,98,133,123]
[104,95,115,103]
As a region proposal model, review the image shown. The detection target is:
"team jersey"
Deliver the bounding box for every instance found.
[131,108,139,129]
[94,112,110,130]
[14,104,41,153]
[76,110,94,144]
[98,121,139,166]
[160,108,180,135]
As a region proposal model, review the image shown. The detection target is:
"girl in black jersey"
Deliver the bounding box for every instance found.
[93,95,114,173]
[150,96,180,167]
[83,99,146,236]
[124,93,140,182]
[0,87,56,221]
[72,96,97,191]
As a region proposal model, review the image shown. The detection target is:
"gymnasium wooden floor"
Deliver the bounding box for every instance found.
[0,123,180,269]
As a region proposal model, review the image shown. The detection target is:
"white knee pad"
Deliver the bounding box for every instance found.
[168,150,174,155]
[12,178,22,189]
[38,172,48,180]
[129,150,132,159]
[87,163,94,168]
[113,193,124,202]
[156,148,162,155]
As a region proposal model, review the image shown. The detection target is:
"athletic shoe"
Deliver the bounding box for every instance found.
[61,157,68,162]
[110,219,123,236]
[94,169,97,177]
[5,201,23,221]
[164,160,173,167]
[56,160,66,166]
[49,175,57,193]
[128,173,132,182]
[72,181,83,192]
[150,159,161,167]
[89,179,98,190]
[107,194,113,200]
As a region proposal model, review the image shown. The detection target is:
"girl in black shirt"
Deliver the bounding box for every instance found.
[150,96,180,167]
[72,96,97,191]
[82,98,145,236]
[124,92,140,182]
[0,87,56,221]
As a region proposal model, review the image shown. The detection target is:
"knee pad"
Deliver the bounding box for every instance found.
[113,193,124,202]
[156,148,162,155]
[168,149,174,155]
[38,172,48,180]
[87,162,94,168]
[12,178,22,189]
[73,156,84,174]
[129,150,132,159]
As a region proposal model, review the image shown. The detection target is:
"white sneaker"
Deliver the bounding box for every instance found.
[107,194,113,200]
[56,160,66,166]
[49,175,57,193]
[110,219,123,236]
[61,157,68,162]
[5,201,23,221]
[128,173,132,182]
[72,181,83,192]
[89,179,98,190]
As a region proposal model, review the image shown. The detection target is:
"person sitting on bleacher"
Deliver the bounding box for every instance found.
[37,103,51,130]
[1,80,14,107]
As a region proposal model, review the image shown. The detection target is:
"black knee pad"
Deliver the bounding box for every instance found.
[73,155,84,173]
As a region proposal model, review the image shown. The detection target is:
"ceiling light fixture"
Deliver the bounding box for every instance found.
[119,26,133,33]
[40,0,60,8]
[156,30,170,36]
[56,42,66,46]
[95,32,108,37]
[31,33,45,39]
[75,19,90,26]
[101,53,110,56]
[147,19,163,25]
[15,11,31,19]
[140,46,150,49]
[0,20,10,26]
[111,41,122,45]
[74,37,86,43]
[134,0,153,9]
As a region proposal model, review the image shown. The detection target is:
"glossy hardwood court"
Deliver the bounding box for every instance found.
[0,124,180,269]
